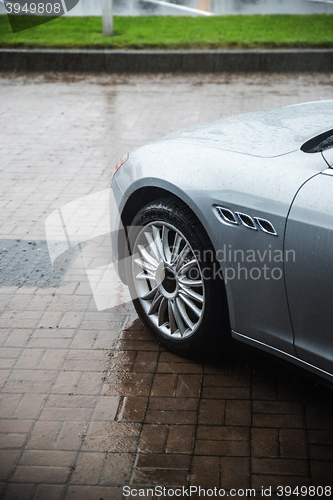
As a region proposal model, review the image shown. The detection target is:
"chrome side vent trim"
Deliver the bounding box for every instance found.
[254,217,278,236]
[236,212,257,230]
[215,206,278,236]
[216,207,239,225]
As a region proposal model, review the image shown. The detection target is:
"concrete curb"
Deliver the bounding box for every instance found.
[1,48,333,72]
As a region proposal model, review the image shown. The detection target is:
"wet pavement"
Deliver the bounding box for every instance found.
[1,72,333,499]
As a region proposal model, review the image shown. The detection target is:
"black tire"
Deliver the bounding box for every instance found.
[125,198,230,356]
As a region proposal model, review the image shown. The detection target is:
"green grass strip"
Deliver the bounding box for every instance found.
[1,14,333,49]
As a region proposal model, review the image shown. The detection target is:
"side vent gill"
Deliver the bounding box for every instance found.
[216,206,278,236]
[236,212,257,230]
[254,218,278,236]
[216,207,239,225]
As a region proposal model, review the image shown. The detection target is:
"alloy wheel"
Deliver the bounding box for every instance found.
[131,221,205,340]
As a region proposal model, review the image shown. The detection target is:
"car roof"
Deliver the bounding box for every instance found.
[164,100,333,158]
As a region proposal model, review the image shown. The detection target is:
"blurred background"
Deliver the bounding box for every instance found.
[1,0,333,16]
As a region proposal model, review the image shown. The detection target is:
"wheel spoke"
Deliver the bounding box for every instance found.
[171,233,182,263]
[168,301,178,335]
[144,230,161,262]
[141,285,159,301]
[172,299,187,336]
[162,226,172,263]
[138,244,159,268]
[179,292,202,317]
[157,297,168,326]
[152,225,165,263]
[176,297,194,330]
[178,276,202,287]
[175,244,191,271]
[148,290,163,315]
[179,284,204,303]
[136,271,156,282]
[134,257,156,273]
[178,259,197,275]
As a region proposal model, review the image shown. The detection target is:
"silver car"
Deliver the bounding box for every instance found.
[110,100,333,383]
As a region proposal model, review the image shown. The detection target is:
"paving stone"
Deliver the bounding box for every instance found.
[131,469,189,487]
[203,372,251,386]
[190,456,220,488]
[146,409,197,425]
[70,451,105,485]
[0,433,27,449]
[0,420,33,434]
[91,396,120,421]
[308,429,333,445]
[151,374,178,397]
[136,453,191,470]
[33,484,66,500]
[251,428,279,458]
[198,399,225,425]
[65,485,123,500]
[220,457,250,489]
[148,397,199,412]
[305,403,333,430]
[53,421,88,451]
[0,394,22,419]
[19,450,76,467]
[11,465,71,483]
[252,413,305,428]
[3,330,31,348]
[279,429,308,459]
[251,458,308,476]
[197,426,249,442]
[225,400,251,426]
[252,474,311,490]
[138,424,168,453]
[13,393,46,419]
[195,439,250,457]
[165,425,196,454]
[117,396,148,422]
[310,461,333,486]
[253,401,303,415]
[0,240,64,287]
[201,386,251,399]
[1,483,36,500]
[26,421,62,450]
[82,422,140,452]
[51,371,82,395]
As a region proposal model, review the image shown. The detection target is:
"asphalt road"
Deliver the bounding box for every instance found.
[0,71,333,500]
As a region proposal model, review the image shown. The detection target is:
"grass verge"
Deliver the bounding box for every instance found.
[0,14,333,49]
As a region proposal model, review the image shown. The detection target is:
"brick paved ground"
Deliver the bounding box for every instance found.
[0,72,333,500]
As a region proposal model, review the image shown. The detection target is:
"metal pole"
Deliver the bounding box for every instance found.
[102,0,114,36]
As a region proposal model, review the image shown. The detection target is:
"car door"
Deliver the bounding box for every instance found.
[284,163,333,374]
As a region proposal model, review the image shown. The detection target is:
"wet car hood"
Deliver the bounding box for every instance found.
[161,100,333,158]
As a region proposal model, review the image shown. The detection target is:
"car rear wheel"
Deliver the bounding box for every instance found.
[126,199,230,356]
